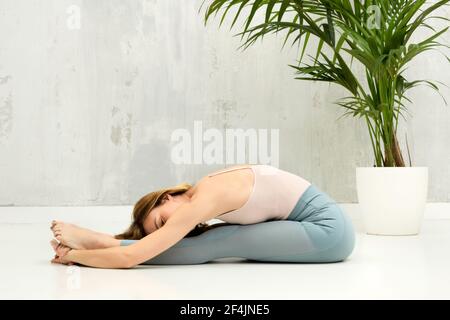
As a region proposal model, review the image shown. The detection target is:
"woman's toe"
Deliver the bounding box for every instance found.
[50,239,59,250]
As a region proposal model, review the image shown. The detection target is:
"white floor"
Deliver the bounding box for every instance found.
[0,205,449,300]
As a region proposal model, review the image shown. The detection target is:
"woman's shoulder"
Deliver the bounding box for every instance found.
[207,164,255,177]
[190,165,253,200]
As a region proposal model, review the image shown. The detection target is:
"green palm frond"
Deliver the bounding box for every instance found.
[203,0,450,167]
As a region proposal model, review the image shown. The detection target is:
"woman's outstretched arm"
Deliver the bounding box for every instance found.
[58,199,217,268]
[61,225,187,268]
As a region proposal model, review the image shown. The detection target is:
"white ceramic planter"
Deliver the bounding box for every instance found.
[356,167,428,235]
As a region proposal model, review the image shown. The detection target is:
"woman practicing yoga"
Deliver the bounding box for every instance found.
[50,164,355,268]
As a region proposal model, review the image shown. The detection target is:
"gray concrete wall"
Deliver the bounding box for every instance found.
[0,0,449,205]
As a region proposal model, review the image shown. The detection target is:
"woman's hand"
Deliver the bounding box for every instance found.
[50,239,75,266]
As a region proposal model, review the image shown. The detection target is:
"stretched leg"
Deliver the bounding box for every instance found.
[120,216,355,265]
[51,221,120,250]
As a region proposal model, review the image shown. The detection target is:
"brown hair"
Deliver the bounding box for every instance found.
[115,182,230,240]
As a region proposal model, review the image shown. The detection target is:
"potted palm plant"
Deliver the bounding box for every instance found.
[203,0,449,235]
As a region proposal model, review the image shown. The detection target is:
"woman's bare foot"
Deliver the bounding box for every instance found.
[50,220,120,250]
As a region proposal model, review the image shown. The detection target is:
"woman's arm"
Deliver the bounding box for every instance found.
[62,245,134,269]
[60,197,218,269]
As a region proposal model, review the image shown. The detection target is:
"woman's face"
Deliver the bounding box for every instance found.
[142,194,185,234]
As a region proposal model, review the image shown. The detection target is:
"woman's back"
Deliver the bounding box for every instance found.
[199,164,311,224]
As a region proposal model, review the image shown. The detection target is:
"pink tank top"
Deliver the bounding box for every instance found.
[208,164,311,224]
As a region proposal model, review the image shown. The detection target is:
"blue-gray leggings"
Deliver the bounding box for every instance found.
[120,184,356,264]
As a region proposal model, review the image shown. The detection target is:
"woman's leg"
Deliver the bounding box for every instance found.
[119,213,355,265]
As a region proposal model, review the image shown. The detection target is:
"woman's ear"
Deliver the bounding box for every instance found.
[159,194,169,205]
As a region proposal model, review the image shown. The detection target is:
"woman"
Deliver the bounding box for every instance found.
[50,164,355,268]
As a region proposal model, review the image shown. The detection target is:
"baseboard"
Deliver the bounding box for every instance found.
[0,203,449,225]
[340,203,450,221]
